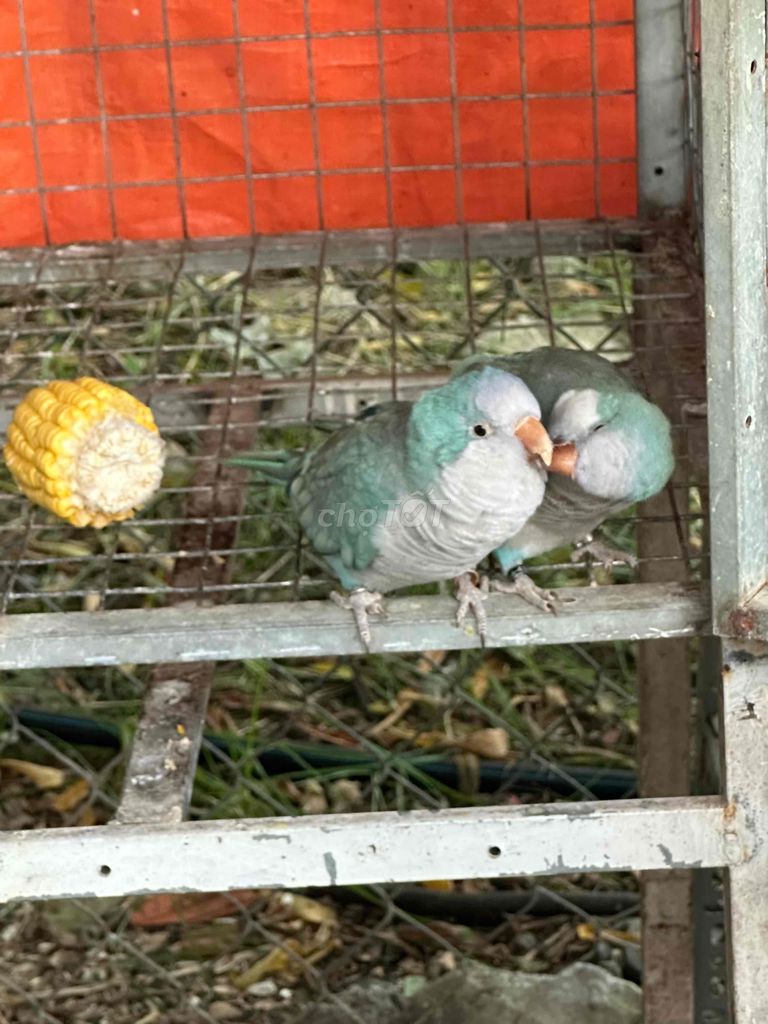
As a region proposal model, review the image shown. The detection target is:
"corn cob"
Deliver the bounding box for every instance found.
[4,377,166,528]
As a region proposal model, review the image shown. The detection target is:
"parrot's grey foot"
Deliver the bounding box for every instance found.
[571,537,638,570]
[330,587,385,650]
[491,570,561,615]
[454,571,490,644]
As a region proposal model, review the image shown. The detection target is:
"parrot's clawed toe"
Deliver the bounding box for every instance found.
[454,571,490,644]
[330,588,386,650]
[491,570,563,615]
[571,537,638,570]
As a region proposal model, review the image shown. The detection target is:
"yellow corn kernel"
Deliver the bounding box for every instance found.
[3,377,166,528]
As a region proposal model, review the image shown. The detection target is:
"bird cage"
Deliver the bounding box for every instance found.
[0,0,765,1021]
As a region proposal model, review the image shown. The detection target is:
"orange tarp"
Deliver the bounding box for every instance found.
[0,0,636,247]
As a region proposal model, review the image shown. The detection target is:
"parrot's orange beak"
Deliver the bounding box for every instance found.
[514,416,553,467]
[549,442,579,477]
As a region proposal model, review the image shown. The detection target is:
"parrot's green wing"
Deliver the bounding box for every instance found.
[456,348,633,421]
[290,402,412,582]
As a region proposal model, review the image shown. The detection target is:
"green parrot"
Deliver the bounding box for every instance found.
[455,347,675,611]
[236,367,553,647]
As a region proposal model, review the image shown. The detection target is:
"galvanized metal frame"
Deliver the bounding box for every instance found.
[720,644,768,1024]
[701,0,768,630]
[700,3,768,1023]
[0,583,706,669]
[0,796,738,903]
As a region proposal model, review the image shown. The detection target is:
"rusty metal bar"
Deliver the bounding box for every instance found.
[117,297,264,824]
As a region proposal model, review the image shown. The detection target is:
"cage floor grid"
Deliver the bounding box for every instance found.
[0,219,706,636]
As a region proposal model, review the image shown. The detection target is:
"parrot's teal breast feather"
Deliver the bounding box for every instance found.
[290,402,412,576]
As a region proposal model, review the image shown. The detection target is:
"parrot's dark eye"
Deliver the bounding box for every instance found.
[473,424,488,437]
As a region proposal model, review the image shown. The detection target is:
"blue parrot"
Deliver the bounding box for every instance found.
[237,367,553,647]
[455,348,675,611]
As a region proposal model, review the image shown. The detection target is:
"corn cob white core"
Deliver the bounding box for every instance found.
[4,377,167,528]
[74,412,166,517]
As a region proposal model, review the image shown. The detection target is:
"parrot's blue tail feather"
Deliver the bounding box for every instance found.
[228,450,303,486]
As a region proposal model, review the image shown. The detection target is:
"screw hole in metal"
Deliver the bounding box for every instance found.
[746,415,753,428]
[653,166,664,176]
[488,845,501,858]
[99,864,112,876]
[750,59,758,73]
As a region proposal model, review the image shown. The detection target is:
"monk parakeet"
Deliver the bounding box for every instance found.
[455,348,675,611]
[237,367,553,647]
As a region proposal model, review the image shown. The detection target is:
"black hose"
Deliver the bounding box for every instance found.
[17,709,122,751]
[15,707,637,799]
[308,885,639,925]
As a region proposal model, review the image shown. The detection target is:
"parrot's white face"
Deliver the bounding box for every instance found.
[548,386,674,503]
[549,387,636,501]
[472,372,543,434]
[468,371,553,467]
[549,388,602,443]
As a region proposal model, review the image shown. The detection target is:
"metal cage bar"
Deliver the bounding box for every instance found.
[720,645,768,1024]
[636,0,688,213]
[0,583,706,670]
[633,8,697,1017]
[0,796,738,903]
[701,0,768,630]
[701,1,768,1022]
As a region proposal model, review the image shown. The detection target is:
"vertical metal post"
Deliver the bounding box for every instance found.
[701,1,768,1021]
[636,0,688,214]
[721,645,768,1023]
[635,6,694,1018]
[634,238,697,1024]
[701,0,768,628]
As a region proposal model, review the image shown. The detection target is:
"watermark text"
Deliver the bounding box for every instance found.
[317,493,448,530]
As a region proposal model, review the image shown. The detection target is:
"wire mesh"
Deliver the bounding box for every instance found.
[0,2,716,1019]
[0,0,637,247]
[0,217,688,1007]
[0,216,706,1018]
[0,221,706,617]
[683,0,703,246]
[0,881,642,1023]
[1,633,646,1023]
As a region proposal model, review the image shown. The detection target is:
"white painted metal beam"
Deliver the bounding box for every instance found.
[0,796,738,903]
[0,583,707,669]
